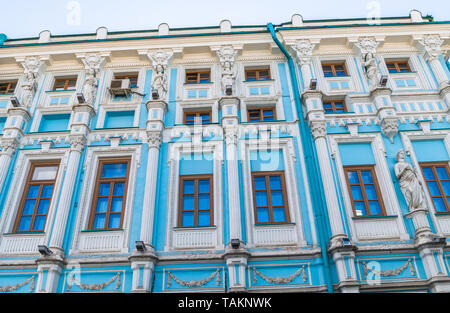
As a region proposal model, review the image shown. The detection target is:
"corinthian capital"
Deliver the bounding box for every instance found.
[419,35,444,61]
[224,126,238,146]
[69,134,86,153]
[147,131,162,149]
[310,121,327,140]
[0,138,19,157]
[291,40,315,66]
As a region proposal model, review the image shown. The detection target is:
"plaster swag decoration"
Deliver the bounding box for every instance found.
[362,259,416,278]
[217,46,238,94]
[0,276,35,292]
[291,40,315,65]
[166,269,221,288]
[67,272,121,291]
[81,54,105,105]
[419,35,444,61]
[20,56,42,109]
[252,266,307,285]
[394,149,428,212]
[356,37,380,91]
[148,50,173,100]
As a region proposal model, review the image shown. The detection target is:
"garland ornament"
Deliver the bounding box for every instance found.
[67,272,121,291]
[0,276,35,292]
[167,269,221,288]
[363,259,416,278]
[252,266,307,285]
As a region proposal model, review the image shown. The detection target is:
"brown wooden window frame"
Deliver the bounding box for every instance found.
[251,171,290,224]
[247,107,277,122]
[385,60,412,73]
[321,62,348,77]
[185,71,211,84]
[420,162,450,213]
[114,73,139,88]
[183,110,212,125]
[87,158,131,230]
[13,160,60,233]
[177,174,214,227]
[244,68,271,81]
[0,81,18,94]
[323,100,347,114]
[52,77,78,91]
[343,165,386,217]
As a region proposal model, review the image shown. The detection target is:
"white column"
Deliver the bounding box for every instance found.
[419,35,448,90]
[0,138,18,190]
[49,135,85,251]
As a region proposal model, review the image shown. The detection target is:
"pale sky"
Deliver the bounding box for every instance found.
[0,0,449,39]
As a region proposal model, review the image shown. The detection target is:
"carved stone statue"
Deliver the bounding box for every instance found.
[394,149,428,212]
[147,50,173,100]
[217,46,237,94]
[81,54,104,105]
[362,52,380,91]
[20,56,42,109]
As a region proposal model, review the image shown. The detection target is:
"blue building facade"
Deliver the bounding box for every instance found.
[0,11,450,293]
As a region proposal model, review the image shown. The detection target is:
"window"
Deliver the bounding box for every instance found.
[386,60,411,73]
[344,166,386,217]
[245,68,271,81]
[251,171,290,224]
[0,81,17,94]
[13,161,60,232]
[185,71,211,84]
[184,111,211,125]
[322,63,347,77]
[178,175,213,227]
[247,108,276,122]
[88,158,131,230]
[53,77,77,91]
[323,100,346,114]
[114,74,138,88]
[420,162,450,212]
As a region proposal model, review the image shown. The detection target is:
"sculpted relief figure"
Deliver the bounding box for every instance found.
[148,50,173,100]
[394,149,428,212]
[362,52,380,91]
[81,54,104,105]
[217,46,237,94]
[20,57,42,109]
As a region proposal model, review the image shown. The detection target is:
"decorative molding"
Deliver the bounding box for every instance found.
[147,50,173,100]
[167,269,221,288]
[217,46,238,93]
[146,131,162,149]
[380,118,398,144]
[69,134,87,153]
[252,266,307,285]
[67,272,121,291]
[291,40,315,66]
[309,121,327,140]
[0,276,35,292]
[362,259,416,278]
[418,35,444,61]
[0,138,19,157]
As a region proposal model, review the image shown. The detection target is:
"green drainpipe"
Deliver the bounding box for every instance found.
[267,23,334,293]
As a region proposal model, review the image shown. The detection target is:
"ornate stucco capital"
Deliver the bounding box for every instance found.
[69,134,87,153]
[309,121,327,140]
[146,131,162,150]
[355,36,379,55]
[291,39,315,66]
[224,126,239,146]
[0,138,19,157]
[418,34,444,62]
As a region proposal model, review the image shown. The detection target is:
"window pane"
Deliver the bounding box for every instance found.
[433,198,447,212]
[269,176,282,189]
[422,168,435,180]
[271,190,284,206]
[182,194,195,210]
[436,167,449,180]
[95,198,108,213]
[365,185,378,200]
[347,171,359,184]
[22,200,36,215]
[323,71,333,77]
[32,216,46,231]
[113,182,125,196]
[27,185,40,199]
[110,197,123,213]
[361,171,373,184]
[182,211,194,226]
[32,166,58,180]
[99,183,110,196]
[272,207,286,222]
[93,214,106,229]
[198,180,210,193]
[198,194,210,210]
[368,201,382,215]
[441,181,450,196]
[18,216,32,231]
[37,199,50,215]
[350,186,363,201]
[256,207,270,223]
[101,163,128,178]
[427,181,441,197]
[108,213,121,229]
[198,210,210,226]
[254,176,266,190]
[255,191,268,207]
[183,180,195,194]
[354,201,367,216]
[41,185,53,198]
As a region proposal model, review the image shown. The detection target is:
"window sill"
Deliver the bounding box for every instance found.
[352,215,397,220]
[184,82,213,85]
[435,212,450,216]
[255,222,295,226]
[243,79,274,83]
[81,228,124,233]
[174,225,216,230]
[45,89,77,93]
[3,231,45,235]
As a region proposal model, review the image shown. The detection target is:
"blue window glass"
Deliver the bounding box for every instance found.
[368,201,382,215]
[272,207,286,223]
[93,214,106,229]
[351,186,364,201]
[32,216,46,231]
[41,185,53,198]
[346,167,384,216]
[255,191,268,207]
[361,171,373,184]
[180,176,212,227]
[256,207,270,223]
[113,182,124,196]
[436,167,449,180]
[269,176,282,189]
[37,199,50,215]
[198,194,210,210]
[18,216,32,231]
[110,198,123,213]
[182,194,195,210]
[182,211,194,227]
[442,181,450,196]
[183,180,195,194]
[95,198,108,213]
[27,185,40,199]
[347,171,359,184]
[433,198,447,212]
[198,211,210,226]
[427,182,441,197]
[422,167,435,180]
[99,183,110,196]
[22,200,36,215]
[108,213,121,229]
[254,176,266,190]
[365,185,378,200]
[422,164,450,212]
[354,202,367,216]
[198,180,210,193]
[271,190,284,206]
[253,173,288,223]
[101,163,128,178]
